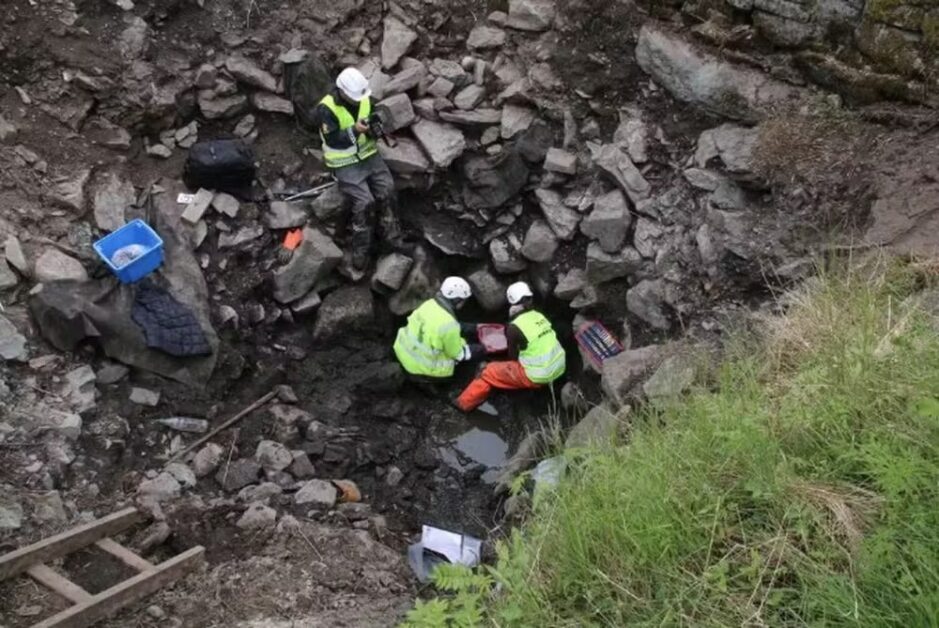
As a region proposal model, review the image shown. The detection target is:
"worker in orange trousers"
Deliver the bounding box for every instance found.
[455,282,566,412]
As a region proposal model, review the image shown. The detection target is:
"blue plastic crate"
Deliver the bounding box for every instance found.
[93,219,164,284]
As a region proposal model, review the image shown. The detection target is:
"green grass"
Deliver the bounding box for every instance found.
[404,259,939,627]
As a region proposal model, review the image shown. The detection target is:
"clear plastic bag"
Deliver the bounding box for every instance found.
[111,244,148,268]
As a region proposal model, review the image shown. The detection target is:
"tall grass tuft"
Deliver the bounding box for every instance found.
[474,258,939,627]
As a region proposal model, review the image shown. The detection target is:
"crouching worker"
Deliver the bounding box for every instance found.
[316,67,403,271]
[455,282,566,413]
[394,277,486,381]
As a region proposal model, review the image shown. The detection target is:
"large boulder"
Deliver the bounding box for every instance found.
[627,279,670,330]
[412,119,466,168]
[50,169,91,212]
[468,25,507,49]
[225,56,278,92]
[565,404,622,448]
[592,144,651,205]
[601,344,669,406]
[35,250,88,283]
[389,246,440,316]
[535,189,581,241]
[580,190,631,253]
[694,124,760,179]
[468,267,508,311]
[376,93,416,132]
[462,149,529,210]
[490,235,528,274]
[91,171,135,232]
[29,179,220,387]
[272,228,343,304]
[635,24,810,121]
[381,17,418,70]
[586,244,642,284]
[380,137,432,175]
[312,286,375,342]
[372,253,414,295]
[502,105,536,139]
[507,0,557,31]
[520,220,559,263]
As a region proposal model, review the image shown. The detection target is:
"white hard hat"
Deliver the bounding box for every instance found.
[440,277,472,301]
[336,67,371,102]
[506,281,534,305]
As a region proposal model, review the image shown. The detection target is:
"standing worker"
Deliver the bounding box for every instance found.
[316,67,403,271]
[455,282,566,413]
[394,277,486,381]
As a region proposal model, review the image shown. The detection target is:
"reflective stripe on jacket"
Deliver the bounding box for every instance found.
[513,310,566,384]
[319,94,378,169]
[394,298,467,378]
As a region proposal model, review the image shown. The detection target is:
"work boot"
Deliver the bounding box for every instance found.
[350,204,374,272]
[351,227,371,271]
[377,198,409,251]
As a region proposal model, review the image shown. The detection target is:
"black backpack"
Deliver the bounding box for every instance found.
[183,139,257,191]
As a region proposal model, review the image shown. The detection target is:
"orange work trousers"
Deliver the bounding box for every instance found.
[456,361,541,412]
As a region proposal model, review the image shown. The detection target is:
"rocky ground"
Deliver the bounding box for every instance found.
[1,0,938,626]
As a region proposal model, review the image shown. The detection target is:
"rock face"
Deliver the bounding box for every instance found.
[581,190,631,253]
[507,0,557,31]
[382,17,417,69]
[35,250,88,283]
[864,159,939,257]
[273,228,343,304]
[312,286,374,342]
[635,25,810,121]
[412,119,466,168]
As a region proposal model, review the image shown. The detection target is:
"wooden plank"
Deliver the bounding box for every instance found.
[94,539,154,573]
[31,546,204,628]
[0,508,142,581]
[26,564,92,604]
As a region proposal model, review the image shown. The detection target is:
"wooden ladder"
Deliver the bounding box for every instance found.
[0,507,204,628]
